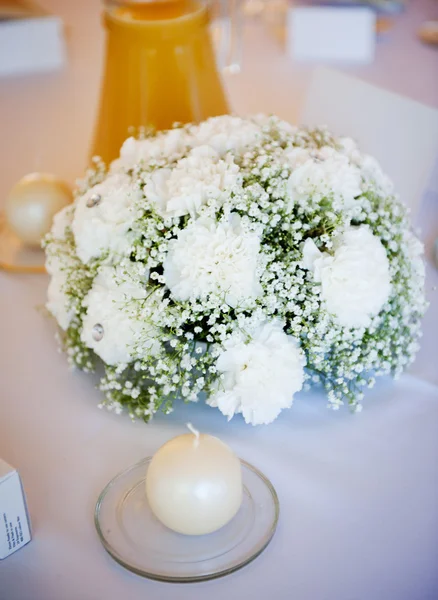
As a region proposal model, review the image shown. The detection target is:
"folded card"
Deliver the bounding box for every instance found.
[287,6,375,64]
[301,67,438,213]
[0,459,31,560]
[0,1,66,77]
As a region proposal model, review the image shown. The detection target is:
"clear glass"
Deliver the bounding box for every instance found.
[94,456,280,582]
[0,213,45,273]
[92,0,239,164]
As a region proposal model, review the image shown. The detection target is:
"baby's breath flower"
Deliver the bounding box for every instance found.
[44,116,426,424]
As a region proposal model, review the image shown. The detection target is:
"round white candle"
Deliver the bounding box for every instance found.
[146,425,243,536]
[5,173,72,247]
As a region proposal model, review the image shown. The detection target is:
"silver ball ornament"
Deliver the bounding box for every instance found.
[5,173,72,246]
[4,173,72,247]
[86,193,102,208]
[92,324,104,341]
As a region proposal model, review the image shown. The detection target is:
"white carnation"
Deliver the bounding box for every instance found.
[47,278,72,330]
[287,146,362,211]
[50,204,73,240]
[190,115,260,156]
[46,263,74,331]
[45,205,75,330]
[286,147,312,169]
[144,146,240,218]
[303,225,391,328]
[72,174,141,264]
[81,262,160,365]
[208,320,305,425]
[339,139,394,196]
[252,114,297,136]
[111,128,189,171]
[339,137,360,159]
[163,214,262,307]
[46,205,74,276]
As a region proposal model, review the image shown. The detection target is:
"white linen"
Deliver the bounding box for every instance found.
[302,67,438,212]
[0,0,437,598]
[0,275,437,600]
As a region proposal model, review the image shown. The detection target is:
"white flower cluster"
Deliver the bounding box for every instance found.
[81,261,160,365]
[208,320,305,425]
[44,115,426,425]
[302,225,391,328]
[163,214,262,308]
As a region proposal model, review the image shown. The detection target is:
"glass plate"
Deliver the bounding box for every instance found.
[0,213,45,273]
[95,457,279,582]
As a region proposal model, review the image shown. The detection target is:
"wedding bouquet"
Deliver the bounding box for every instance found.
[44,115,426,425]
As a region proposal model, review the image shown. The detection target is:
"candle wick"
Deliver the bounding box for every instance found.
[186,422,200,448]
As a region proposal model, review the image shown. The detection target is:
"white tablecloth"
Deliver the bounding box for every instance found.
[1,1,438,599]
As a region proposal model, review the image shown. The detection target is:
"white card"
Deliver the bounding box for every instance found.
[288,6,375,64]
[0,16,66,77]
[301,67,438,213]
[0,460,31,560]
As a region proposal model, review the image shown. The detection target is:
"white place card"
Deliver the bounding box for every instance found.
[287,6,375,64]
[301,67,438,213]
[0,6,66,78]
[0,459,31,560]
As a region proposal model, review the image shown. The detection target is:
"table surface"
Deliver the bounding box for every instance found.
[1,1,438,599]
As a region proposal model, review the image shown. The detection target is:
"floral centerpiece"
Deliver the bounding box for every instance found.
[44,115,426,425]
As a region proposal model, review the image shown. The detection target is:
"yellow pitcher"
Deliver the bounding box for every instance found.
[92,0,242,164]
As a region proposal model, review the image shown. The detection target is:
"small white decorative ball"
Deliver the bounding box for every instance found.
[146,432,243,535]
[5,173,72,246]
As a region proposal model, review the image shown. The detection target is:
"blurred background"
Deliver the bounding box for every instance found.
[0,5,437,597]
[0,0,437,202]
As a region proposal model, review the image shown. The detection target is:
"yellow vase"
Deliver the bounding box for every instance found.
[91,0,231,164]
